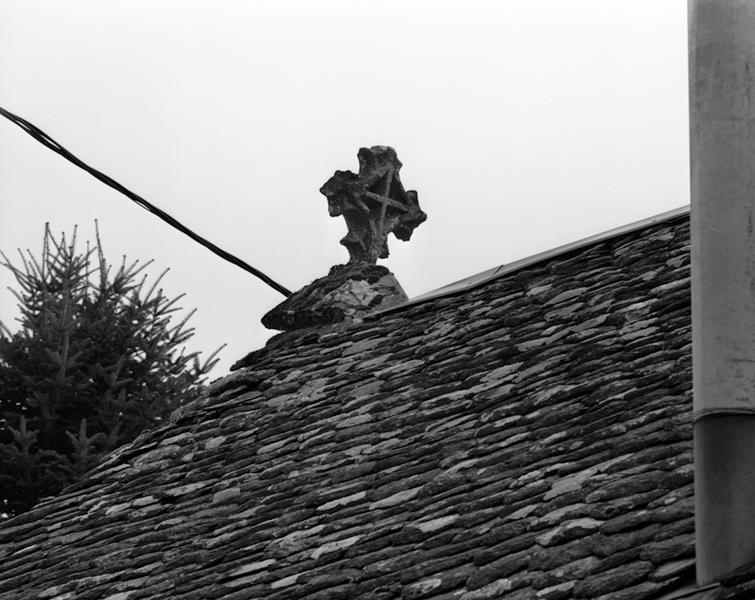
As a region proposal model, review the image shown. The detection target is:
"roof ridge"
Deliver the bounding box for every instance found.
[370,205,690,318]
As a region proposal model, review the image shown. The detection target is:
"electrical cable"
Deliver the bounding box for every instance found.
[0,105,292,297]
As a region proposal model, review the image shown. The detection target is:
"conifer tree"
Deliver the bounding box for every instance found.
[0,224,223,518]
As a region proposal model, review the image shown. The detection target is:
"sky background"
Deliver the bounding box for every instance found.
[0,1,689,378]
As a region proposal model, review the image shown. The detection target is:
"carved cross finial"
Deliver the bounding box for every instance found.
[319,146,426,264]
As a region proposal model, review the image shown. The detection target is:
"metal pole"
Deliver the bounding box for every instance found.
[690,0,755,585]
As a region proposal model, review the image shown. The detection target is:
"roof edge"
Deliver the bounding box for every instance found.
[369,205,690,318]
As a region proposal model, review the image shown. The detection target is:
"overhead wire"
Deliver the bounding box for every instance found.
[0,105,292,297]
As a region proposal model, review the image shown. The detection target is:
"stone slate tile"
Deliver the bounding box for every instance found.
[0,214,716,600]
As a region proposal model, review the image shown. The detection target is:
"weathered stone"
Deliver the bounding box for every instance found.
[369,487,421,510]
[481,362,522,383]
[275,524,326,553]
[536,581,576,600]
[544,288,588,306]
[230,559,276,577]
[649,557,695,582]
[402,577,442,599]
[317,491,367,512]
[271,573,300,589]
[548,556,600,581]
[572,562,654,597]
[535,518,603,547]
[211,487,241,504]
[337,413,374,429]
[592,580,662,600]
[202,436,227,451]
[505,505,538,521]
[411,515,459,534]
[311,535,362,560]
[460,578,513,599]
[104,502,132,516]
[38,585,71,599]
[0,215,713,600]
[638,534,694,563]
[466,550,530,589]
[257,439,288,455]
[262,263,407,331]
[536,503,589,526]
[320,146,426,264]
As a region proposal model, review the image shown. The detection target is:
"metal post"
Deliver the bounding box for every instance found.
[690,0,755,585]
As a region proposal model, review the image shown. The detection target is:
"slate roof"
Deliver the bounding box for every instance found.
[1,210,753,600]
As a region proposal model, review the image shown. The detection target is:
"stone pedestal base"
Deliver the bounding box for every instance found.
[262,264,407,331]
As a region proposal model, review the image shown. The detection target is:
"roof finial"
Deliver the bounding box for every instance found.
[320,146,426,264]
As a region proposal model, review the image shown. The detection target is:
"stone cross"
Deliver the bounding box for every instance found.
[320,146,426,264]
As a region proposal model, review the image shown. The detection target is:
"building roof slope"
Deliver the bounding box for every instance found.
[0,212,736,600]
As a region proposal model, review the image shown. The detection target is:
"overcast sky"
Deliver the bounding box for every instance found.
[0,1,689,377]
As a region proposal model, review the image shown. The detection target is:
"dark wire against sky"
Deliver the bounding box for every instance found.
[0,105,292,297]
